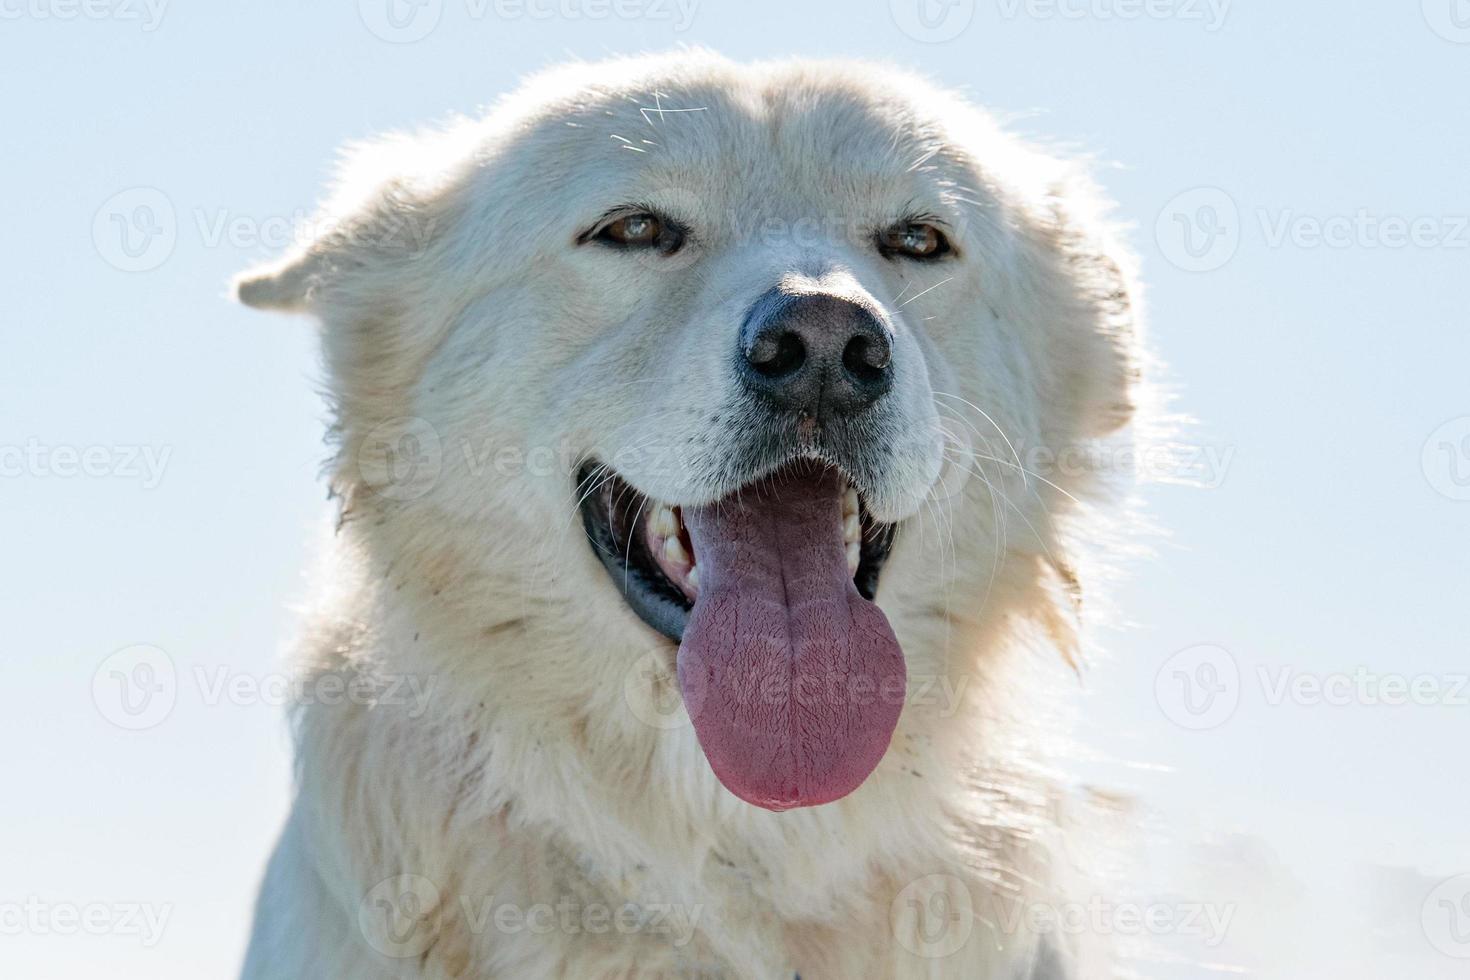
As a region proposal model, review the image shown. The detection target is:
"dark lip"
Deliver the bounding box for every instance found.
[576,460,897,643]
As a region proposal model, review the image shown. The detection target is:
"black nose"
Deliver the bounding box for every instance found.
[738,289,894,419]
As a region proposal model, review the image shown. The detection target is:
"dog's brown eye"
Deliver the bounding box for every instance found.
[878,222,952,261]
[607,213,659,245]
[587,211,685,254]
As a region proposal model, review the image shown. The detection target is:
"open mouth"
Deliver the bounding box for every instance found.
[578,459,905,811]
[577,460,897,642]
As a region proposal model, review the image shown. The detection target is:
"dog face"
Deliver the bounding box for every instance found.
[237,52,1138,812]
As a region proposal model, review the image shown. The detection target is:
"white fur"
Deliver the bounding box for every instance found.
[235,51,1143,980]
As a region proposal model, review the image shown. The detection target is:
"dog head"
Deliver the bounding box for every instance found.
[236,51,1140,812]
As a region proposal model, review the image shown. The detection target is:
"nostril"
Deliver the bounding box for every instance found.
[842,334,891,384]
[748,331,806,379]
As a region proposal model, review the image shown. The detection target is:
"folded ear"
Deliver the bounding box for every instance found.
[230,133,460,315]
[231,184,444,314]
[233,250,326,312]
[228,137,481,519]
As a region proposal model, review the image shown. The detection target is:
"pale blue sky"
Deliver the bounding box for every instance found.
[3,2,1468,977]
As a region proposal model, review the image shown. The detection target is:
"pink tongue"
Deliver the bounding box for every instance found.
[677,466,905,811]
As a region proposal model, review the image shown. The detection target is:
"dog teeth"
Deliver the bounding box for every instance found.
[648,488,859,592]
[841,484,862,575]
[648,501,698,594]
[663,535,690,566]
[651,505,680,539]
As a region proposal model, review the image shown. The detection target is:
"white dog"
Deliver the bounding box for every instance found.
[234,50,1142,979]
